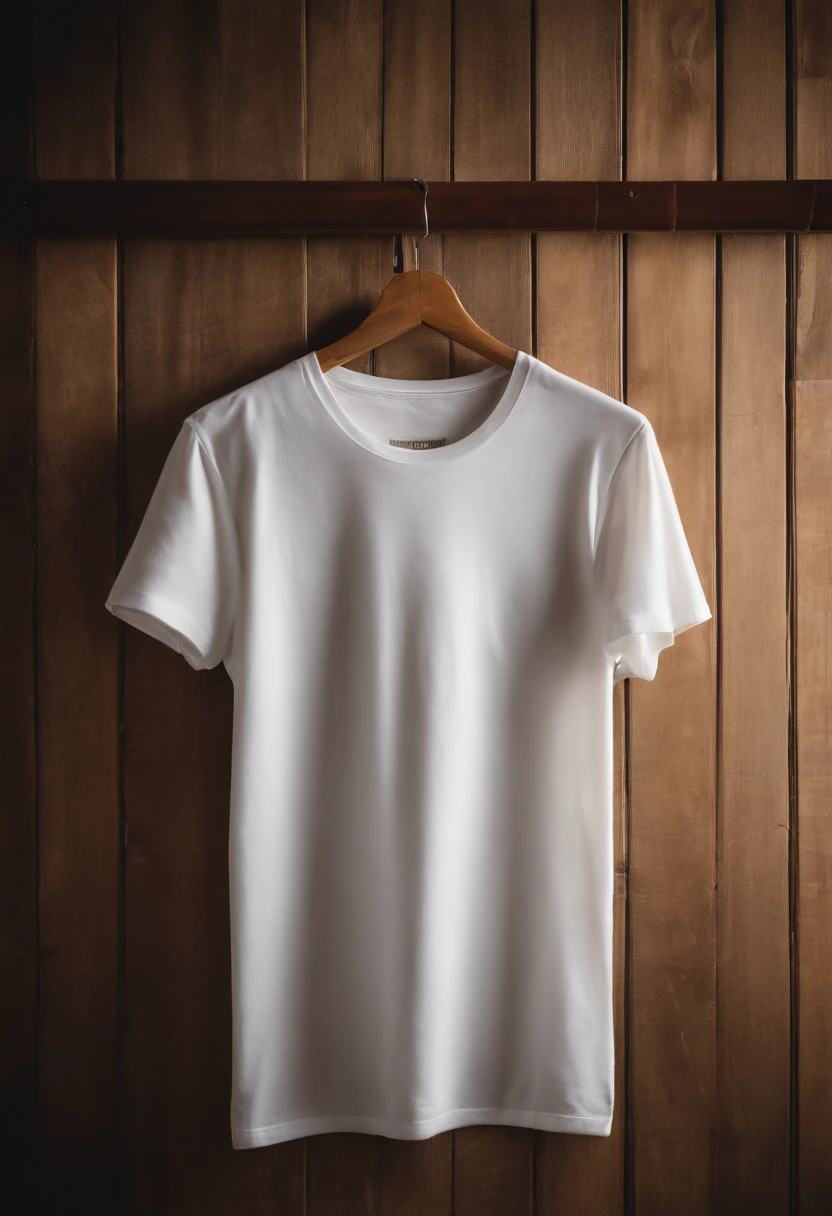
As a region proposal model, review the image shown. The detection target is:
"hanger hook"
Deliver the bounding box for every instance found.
[413,178,428,270]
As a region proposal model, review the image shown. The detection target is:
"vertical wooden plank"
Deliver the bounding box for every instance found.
[0,5,35,1212]
[0,238,36,1216]
[375,1136,453,1216]
[377,6,454,1210]
[33,1,119,1210]
[303,2,384,1209]
[720,2,791,1211]
[122,0,303,179]
[723,0,787,178]
[34,0,117,178]
[795,3,832,1210]
[35,235,119,1207]
[449,2,532,1212]
[380,0,452,378]
[793,377,832,1212]
[0,0,33,170]
[535,2,624,1210]
[120,2,306,1212]
[627,2,718,1213]
[305,0,386,363]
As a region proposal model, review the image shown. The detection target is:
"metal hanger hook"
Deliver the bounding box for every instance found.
[413,178,429,270]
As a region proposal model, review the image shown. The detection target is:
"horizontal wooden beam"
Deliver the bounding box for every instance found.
[2,180,830,235]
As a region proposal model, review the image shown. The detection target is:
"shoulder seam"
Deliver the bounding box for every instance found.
[185,417,237,529]
[184,417,241,669]
[592,419,647,562]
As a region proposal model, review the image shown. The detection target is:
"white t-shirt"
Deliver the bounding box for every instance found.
[105,348,711,1149]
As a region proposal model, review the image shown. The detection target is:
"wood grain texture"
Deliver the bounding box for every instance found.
[379,0,451,379]
[627,0,716,181]
[120,0,303,180]
[627,4,717,1212]
[626,230,718,1215]
[449,3,531,1210]
[304,1,385,1210]
[794,373,832,1215]
[719,232,790,1211]
[535,0,625,1212]
[723,0,786,178]
[120,1,306,1211]
[305,1135,380,1216]
[376,1135,454,1216]
[796,5,832,1210]
[34,0,117,179]
[720,2,791,1212]
[36,238,119,1212]
[0,236,36,1216]
[0,3,34,1213]
[0,0,33,170]
[34,2,119,1211]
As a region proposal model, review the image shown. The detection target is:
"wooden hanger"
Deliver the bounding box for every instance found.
[313,179,519,374]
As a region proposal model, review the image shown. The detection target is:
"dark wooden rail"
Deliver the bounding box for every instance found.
[2,180,830,235]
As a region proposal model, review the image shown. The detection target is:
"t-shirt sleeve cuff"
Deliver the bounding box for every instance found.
[105,588,216,671]
[606,603,713,683]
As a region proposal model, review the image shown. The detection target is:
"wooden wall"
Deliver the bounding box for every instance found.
[2,0,830,1212]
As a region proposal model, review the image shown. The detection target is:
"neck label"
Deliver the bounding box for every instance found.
[389,437,447,450]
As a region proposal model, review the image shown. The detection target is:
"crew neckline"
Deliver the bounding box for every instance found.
[300,348,535,464]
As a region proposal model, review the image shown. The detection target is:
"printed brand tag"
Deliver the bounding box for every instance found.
[389,437,447,450]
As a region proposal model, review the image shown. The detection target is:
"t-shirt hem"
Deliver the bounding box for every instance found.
[231,1105,614,1149]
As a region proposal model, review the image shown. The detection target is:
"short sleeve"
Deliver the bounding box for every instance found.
[105,419,239,671]
[594,418,712,684]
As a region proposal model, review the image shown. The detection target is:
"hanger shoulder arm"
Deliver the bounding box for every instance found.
[314,272,421,372]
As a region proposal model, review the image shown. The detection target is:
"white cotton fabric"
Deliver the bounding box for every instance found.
[105,349,712,1149]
